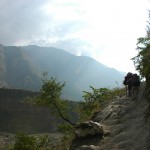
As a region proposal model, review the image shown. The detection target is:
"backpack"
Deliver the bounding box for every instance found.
[123,73,132,85]
[131,74,140,86]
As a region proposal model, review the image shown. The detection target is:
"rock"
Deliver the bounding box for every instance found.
[69,121,104,150]
[92,105,120,122]
[75,120,103,138]
[70,83,150,150]
[77,145,100,150]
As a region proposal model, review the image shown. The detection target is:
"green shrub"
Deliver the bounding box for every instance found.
[77,86,120,121]
[11,132,36,150]
[11,132,54,150]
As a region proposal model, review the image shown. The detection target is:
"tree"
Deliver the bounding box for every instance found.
[27,73,76,126]
[132,38,150,86]
[24,74,126,149]
[27,72,126,128]
[132,10,150,87]
[77,86,113,121]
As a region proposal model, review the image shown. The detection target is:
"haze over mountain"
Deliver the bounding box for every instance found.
[0,44,125,101]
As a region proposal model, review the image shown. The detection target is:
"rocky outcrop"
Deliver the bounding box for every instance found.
[74,120,103,138]
[70,83,150,150]
[70,121,104,150]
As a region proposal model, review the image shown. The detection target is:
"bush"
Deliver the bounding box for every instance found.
[77,87,120,121]
[11,132,36,150]
[11,132,54,150]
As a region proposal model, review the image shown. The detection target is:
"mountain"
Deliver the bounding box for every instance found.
[0,44,125,101]
[0,44,41,90]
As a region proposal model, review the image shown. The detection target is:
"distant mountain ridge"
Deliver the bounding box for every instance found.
[0,44,125,101]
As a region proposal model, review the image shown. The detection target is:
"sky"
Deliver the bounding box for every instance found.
[0,0,149,73]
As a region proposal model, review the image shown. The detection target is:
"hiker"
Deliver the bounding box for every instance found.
[123,72,141,98]
[130,73,141,99]
[131,73,140,87]
[123,72,133,97]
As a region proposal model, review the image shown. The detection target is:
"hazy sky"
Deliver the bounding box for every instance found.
[0,0,149,72]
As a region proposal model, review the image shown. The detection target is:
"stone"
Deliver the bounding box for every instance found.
[69,121,104,150]
[77,145,100,150]
[75,120,103,138]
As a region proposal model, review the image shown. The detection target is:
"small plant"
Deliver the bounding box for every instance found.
[111,87,126,97]
[11,132,36,150]
[10,132,55,150]
[77,87,114,121]
[77,86,126,122]
[58,123,74,134]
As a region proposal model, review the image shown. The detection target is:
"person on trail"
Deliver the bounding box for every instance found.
[131,74,141,87]
[123,72,141,98]
[123,72,133,97]
[130,73,141,100]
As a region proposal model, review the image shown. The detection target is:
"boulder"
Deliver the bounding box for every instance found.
[76,145,100,150]
[75,120,103,138]
[69,121,103,150]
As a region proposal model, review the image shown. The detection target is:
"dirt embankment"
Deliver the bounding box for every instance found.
[70,84,150,150]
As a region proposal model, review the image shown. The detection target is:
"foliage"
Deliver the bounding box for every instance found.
[58,123,74,134]
[77,86,116,121]
[30,74,125,123]
[10,132,52,150]
[111,87,126,97]
[11,132,36,150]
[26,73,76,126]
[9,131,61,150]
[132,10,150,87]
[24,73,126,149]
[132,37,150,86]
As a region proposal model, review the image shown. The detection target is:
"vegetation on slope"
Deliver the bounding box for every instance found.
[7,72,125,150]
[132,11,150,89]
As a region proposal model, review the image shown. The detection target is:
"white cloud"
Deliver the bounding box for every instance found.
[0,0,149,72]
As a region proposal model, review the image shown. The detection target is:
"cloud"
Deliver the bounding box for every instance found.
[0,0,87,49]
[0,0,53,44]
[0,0,149,72]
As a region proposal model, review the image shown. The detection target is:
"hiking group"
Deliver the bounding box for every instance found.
[123,72,141,99]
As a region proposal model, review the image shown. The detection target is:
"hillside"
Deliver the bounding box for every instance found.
[0,44,41,90]
[70,83,150,150]
[0,88,56,133]
[0,88,78,134]
[0,44,124,101]
[1,83,150,149]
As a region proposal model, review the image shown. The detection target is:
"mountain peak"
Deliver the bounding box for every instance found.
[0,45,124,101]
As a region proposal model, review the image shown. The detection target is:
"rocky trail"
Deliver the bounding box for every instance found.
[70,85,150,150]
